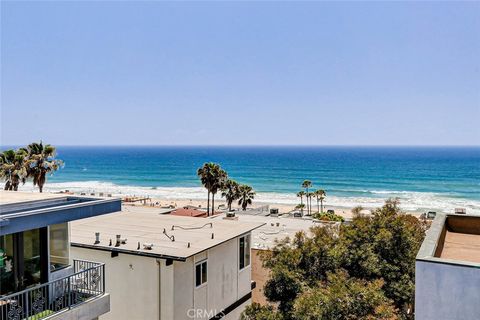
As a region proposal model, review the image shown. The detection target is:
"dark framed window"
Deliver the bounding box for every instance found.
[239,234,251,270]
[195,260,207,287]
[0,228,48,295]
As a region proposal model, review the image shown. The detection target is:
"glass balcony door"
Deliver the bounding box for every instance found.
[0,228,48,295]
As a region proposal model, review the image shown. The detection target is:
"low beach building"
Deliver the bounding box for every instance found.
[415,213,480,320]
[69,206,264,320]
[170,207,208,218]
[0,191,121,320]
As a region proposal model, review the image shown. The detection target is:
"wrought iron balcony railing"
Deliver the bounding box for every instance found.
[0,259,105,320]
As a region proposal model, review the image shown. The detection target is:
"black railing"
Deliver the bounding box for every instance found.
[0,259,105,320]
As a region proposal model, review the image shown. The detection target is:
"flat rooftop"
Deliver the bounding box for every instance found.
[210,213,327,250]
[0,191,121,235]
[0,190,66,205]
[70,206,264,261]
[441,231,480,263]
[417,213,480,265]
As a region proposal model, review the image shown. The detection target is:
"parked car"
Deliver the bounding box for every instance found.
[426,211,437,219]
[293,211,303,218]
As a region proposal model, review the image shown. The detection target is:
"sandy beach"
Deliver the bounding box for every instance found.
[121,195,423,219]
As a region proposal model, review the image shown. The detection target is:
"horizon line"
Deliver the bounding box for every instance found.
[1,144,480,148]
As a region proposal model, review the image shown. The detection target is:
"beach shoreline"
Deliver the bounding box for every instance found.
[120,195,424,219]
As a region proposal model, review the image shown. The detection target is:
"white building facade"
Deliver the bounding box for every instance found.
[69,208,262,320]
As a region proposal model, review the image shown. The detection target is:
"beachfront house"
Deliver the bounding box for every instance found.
[0,191,121,320]
[415,213,480,320]
[69,206,264,320]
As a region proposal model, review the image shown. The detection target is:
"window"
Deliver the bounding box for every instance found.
[195,260,207,287]
[0,234,15,295]
[239,234,250,270]
[50,223,70,270]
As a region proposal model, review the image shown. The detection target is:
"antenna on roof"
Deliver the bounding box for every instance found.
[163,229,175,242]
[171,222,213,231]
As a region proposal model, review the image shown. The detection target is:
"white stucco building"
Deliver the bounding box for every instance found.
[69,206,264,320]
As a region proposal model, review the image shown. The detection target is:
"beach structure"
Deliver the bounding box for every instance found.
[69,206,264,320]
[211,213,325,305]
[0,191,121,320]
[415,213,480,320]
[170,207,208,218]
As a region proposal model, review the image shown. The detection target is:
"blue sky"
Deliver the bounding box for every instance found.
[1,1,479,146]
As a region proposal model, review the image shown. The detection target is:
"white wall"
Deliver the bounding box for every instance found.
[72,233,253,320]
[173,257,194,320]
[174,236,252,320]
[415,260,480,320]
[71,247,160,320]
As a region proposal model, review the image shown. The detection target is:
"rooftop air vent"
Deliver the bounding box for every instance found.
[94,232,100,244]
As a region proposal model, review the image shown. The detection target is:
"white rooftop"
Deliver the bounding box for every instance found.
[71,206,264,260]
[0,190,67,205]
[210,213,322,250]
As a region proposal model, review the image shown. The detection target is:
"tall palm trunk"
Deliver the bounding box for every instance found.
[317,197,320,213]
[320,198,324,213]
[305,188,309,215]
[207,191,210,215]
[309,195,312,215]
[211,193,215,217]
[300,195,304,213]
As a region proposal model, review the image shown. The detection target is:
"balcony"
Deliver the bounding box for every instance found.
[1,259,108,320]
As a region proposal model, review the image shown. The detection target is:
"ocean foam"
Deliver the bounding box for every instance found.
[17,180,480,215]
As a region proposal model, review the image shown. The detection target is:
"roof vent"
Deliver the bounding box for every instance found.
[143,243,153,250]
[94,232,100,245]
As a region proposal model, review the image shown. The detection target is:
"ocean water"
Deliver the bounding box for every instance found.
[5,146,480,214]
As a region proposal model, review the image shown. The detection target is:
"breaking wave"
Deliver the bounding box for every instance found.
[17,180,480,215]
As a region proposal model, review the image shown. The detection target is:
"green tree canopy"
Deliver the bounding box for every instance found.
[245,199,426,320]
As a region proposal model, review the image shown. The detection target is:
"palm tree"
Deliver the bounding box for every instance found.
[313,189,326,213]
[317,189,326,213]
[210,167,227,215]
[197,163,227,216]
[296,191,305,214]
[0,149,28,191]
[307,192,314,214]
[295,203,305,211]
[302,180,312,215]
[221,179,240,211]
[237,184,255,211]
[25,142,63,193]
[197,163,215,216]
